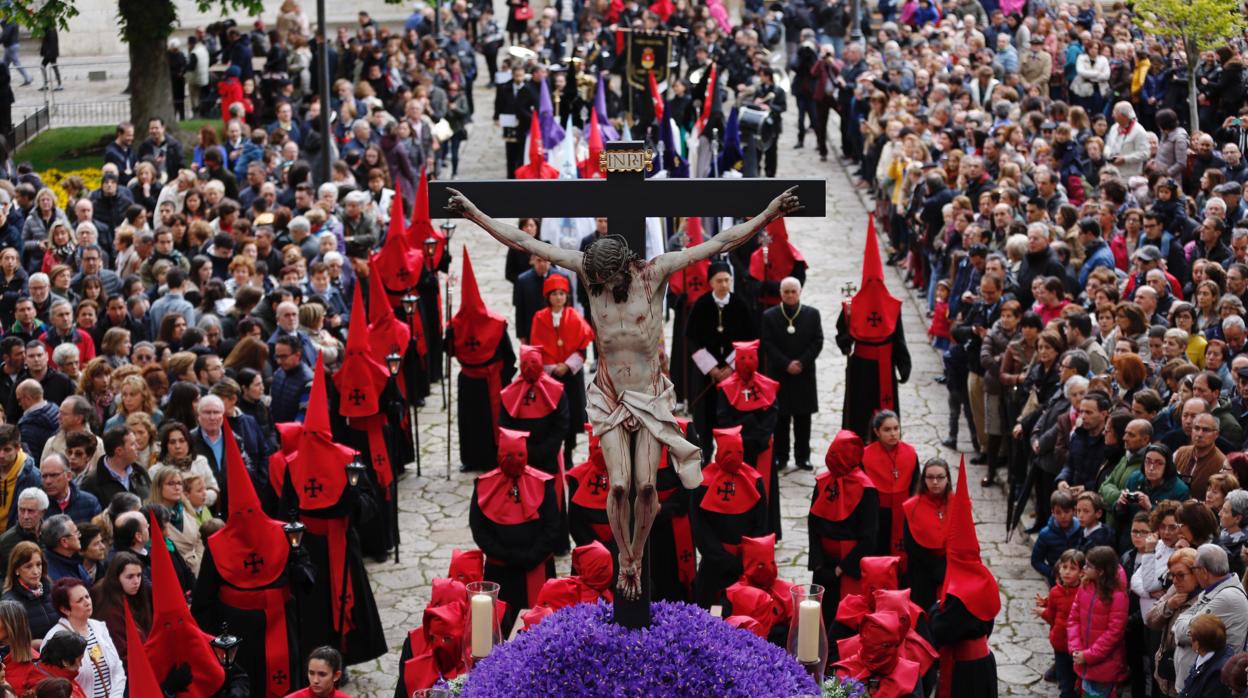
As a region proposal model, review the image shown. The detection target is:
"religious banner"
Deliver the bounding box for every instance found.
[625,30,673,92]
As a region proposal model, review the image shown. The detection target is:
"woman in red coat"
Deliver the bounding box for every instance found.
[217,65,252,125]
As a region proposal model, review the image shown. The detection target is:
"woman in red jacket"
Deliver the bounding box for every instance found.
[1066,545,1129,696]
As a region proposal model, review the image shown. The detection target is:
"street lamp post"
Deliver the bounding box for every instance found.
[316,0,333,184]
[850,0,864,43]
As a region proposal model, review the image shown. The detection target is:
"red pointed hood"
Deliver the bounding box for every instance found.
[125,604,162,697]
[500,344,564,419]
[857,610,904,674]
[712,426,744,474]
[450,247,507,365]
[825,430,864,477]
[372,191,423,294]
[699,426,762,515]
[859,556,901,597]
[668,217,711,305]
[448,549,484,585]
[145,511,226,697]
[336,281,389,418]
[409,168,446,267]
[580,110,606,180]
[429,577,469,608]
[750,217,805,284]
[521,577,584,630]
[572,540,614,600]
[367,264,413,369]
[724,583,779,637]
[206,421,290,588]
[847,216,901,343]
[289,353,355,510]
[939,457,1001,621]
[740,533,779,588]
[516,114,559,180]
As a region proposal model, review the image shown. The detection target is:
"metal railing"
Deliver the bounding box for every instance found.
[7,106,49,150]
[48,100,132,127]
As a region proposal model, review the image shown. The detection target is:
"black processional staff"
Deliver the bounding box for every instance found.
[397,292,424,480]
[339,458,368,658]
[441,220,457,482]
[385,351,405,564]
[283,514,306,662]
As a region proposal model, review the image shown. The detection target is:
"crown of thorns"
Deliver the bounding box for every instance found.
[583,235,633,285]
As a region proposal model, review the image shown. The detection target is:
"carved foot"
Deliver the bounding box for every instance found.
[617,560,643,601]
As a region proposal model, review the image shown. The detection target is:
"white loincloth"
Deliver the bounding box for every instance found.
[586,375,704,490]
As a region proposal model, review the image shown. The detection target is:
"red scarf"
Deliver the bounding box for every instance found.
[863,441,917,559]
[811,432,875,522]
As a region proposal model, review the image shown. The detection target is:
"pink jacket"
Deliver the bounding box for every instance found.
[1066,581,1129,683]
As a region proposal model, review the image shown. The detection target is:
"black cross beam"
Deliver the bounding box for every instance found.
[429,141,826,259]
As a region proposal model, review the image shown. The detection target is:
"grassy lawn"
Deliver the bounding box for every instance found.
[15,125,113,172]
[15,118,222,172]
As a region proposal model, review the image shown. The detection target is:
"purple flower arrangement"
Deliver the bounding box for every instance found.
[461,601,821,698]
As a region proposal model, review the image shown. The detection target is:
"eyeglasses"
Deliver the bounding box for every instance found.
[924,475,948,481]
[1160,523,1182,532]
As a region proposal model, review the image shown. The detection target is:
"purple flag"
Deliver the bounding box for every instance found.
[594,73,621,142]
[538,80,566,150]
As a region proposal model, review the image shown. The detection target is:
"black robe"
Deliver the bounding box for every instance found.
[903,520,947,614]
[717,397,781,538]
[834,307,910,440]
[417,250,451,382]
[690,477,767,608]
[276,481,388,665]
[192,543,312,695]
[759,303,823,415]
[652,454,695,603]
[499,393,570,475]
[446,325,517,471]
[929,596,998,698]
[686,292,757,462]
[468,478,561,632]
[808,488,879,629]
[327,377,401,562]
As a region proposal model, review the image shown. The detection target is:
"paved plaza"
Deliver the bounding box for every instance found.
[341,80,1052,696]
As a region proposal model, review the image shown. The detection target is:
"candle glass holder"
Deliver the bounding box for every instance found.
[785,583,828,685]
[464,581,502,671]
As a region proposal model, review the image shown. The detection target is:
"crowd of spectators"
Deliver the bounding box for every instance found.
[835,0,1248,693]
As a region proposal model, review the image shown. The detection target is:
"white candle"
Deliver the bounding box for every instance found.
[471,593,494,657]
[796,598,822,663]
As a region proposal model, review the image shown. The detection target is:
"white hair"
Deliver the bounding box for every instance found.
[17,487,48,510]
[198,394,225,412]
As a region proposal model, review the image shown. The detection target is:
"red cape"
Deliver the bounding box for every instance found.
[530,307,594,364]
[336,280,390,419]
[476,466,553,525]
[699,461,763,515]
[811,431,875,522]
[902,492,949,551]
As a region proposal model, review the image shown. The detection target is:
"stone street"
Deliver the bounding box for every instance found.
[346,84,1050,696]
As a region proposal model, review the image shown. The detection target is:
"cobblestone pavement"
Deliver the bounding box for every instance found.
[342,90,1049,697]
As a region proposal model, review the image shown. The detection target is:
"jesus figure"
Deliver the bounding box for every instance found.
[446,187,803,599]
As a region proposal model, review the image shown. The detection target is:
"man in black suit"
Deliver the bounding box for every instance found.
[513,255,569,344]
[494,62,538,178]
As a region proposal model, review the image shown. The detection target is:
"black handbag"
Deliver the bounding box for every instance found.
[1157,646,1176,682]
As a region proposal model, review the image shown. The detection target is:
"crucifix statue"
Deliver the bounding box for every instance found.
[439,141,822,628]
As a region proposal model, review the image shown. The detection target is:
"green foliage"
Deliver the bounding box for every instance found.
[1132,0,1247,60]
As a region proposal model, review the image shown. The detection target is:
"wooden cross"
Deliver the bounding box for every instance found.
[243,552,264,574]
[429,141,825,260]
[716,480,736,502]
[303,478,324,499]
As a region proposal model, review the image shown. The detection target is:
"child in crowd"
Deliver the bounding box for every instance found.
[1035,548,1085,698]
[928,280,952,351]
[1066,546,1128,697]
[1032,490,1081,585]
[1073,492,1114,552]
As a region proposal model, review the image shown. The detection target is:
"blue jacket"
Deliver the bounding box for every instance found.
[44,548,91,584]
[17,401,58,463]
[51,482,101,525]
[1074,523,1115,553]
[1057,427,1108,491]
[269,362,313,424]
[1031,515,1082,584]
[1079,239,1117,286]
[232,140,266,181]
